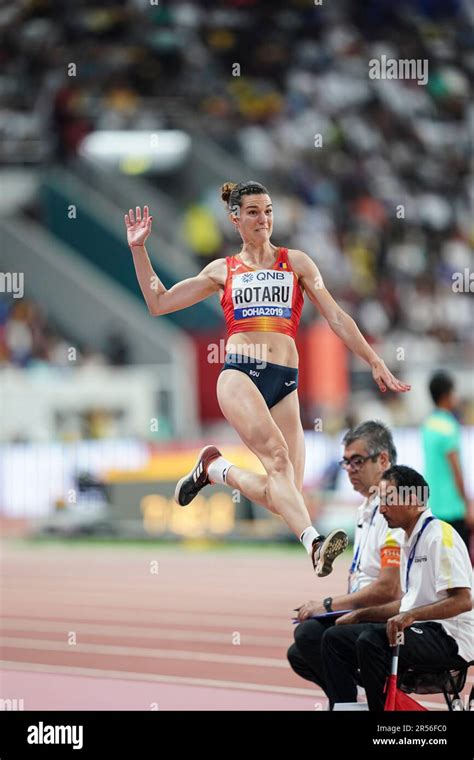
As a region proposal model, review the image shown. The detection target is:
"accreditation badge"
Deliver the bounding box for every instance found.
[348,571,361,594]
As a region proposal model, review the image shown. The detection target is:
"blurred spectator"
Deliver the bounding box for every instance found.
[0,0,471,396]
[422,370,474,554]
[0,296,126,369]
[182,202,223,264]
[104,331,131,366]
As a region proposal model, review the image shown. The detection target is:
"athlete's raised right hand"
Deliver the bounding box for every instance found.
[124,206,153,248]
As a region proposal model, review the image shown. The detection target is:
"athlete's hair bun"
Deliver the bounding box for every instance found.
[221,181,268,216]
[221,182,237,204]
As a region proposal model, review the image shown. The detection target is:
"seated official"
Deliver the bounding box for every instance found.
[321,465,474,710]
[288,421,403,696]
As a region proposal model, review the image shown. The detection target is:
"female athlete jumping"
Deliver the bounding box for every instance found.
[125,181,410,576]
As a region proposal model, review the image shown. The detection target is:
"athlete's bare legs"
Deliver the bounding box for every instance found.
[214,369,311,537]
[175,368,348,574]
[223,389,305,515]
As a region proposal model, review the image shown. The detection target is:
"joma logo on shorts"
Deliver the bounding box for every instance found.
[249,370,260,377]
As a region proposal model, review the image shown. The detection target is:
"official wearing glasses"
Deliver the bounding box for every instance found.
[288,421,403,698]
[321,465,473,710]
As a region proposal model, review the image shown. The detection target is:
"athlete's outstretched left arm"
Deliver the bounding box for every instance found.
[291,250,410,393]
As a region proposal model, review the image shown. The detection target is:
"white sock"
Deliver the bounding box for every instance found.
[300,526,320,554]
[207,456,234,485]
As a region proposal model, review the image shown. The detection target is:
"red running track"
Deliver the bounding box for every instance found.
[0,540,464,711]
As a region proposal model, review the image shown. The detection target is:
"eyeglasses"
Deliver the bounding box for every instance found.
[338,453,380,472]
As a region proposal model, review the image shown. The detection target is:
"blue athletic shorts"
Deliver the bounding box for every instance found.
[221,354,299,409]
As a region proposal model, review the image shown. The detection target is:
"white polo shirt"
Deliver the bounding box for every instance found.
[399,508,474,663]
[348,497,403,594]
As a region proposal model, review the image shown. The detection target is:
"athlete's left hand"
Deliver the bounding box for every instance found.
[371,358,411,393]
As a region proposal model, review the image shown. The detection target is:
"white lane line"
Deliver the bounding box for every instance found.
[0,660,446,709]
[1,605,290,628]
[0,637,289,668]
[2,586,300,603]
[0,660,322,698]
[0,618,290,647]
[3,584,303,600]
[3,618,471,688]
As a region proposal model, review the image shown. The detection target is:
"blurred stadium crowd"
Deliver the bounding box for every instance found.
[0,297,130,369]
[0,0,472,380]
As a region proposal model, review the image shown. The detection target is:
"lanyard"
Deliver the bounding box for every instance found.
[405,516,436,590]
[349,503,379,576]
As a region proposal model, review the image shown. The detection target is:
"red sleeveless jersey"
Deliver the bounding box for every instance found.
[220,247,304,339]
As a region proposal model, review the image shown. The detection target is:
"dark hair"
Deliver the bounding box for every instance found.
[382,465,430,505]
[221,181,269,216]
[429,371,454,405]
[342,420,397,465]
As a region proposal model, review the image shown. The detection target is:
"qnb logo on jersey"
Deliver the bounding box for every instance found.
[255,271,286,281]
[232,270,294,320]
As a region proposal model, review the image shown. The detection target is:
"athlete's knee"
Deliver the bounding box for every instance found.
[268,443,291,475]
[294,471,304,492]
[261,485,277,513]
[244,422,273,451]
